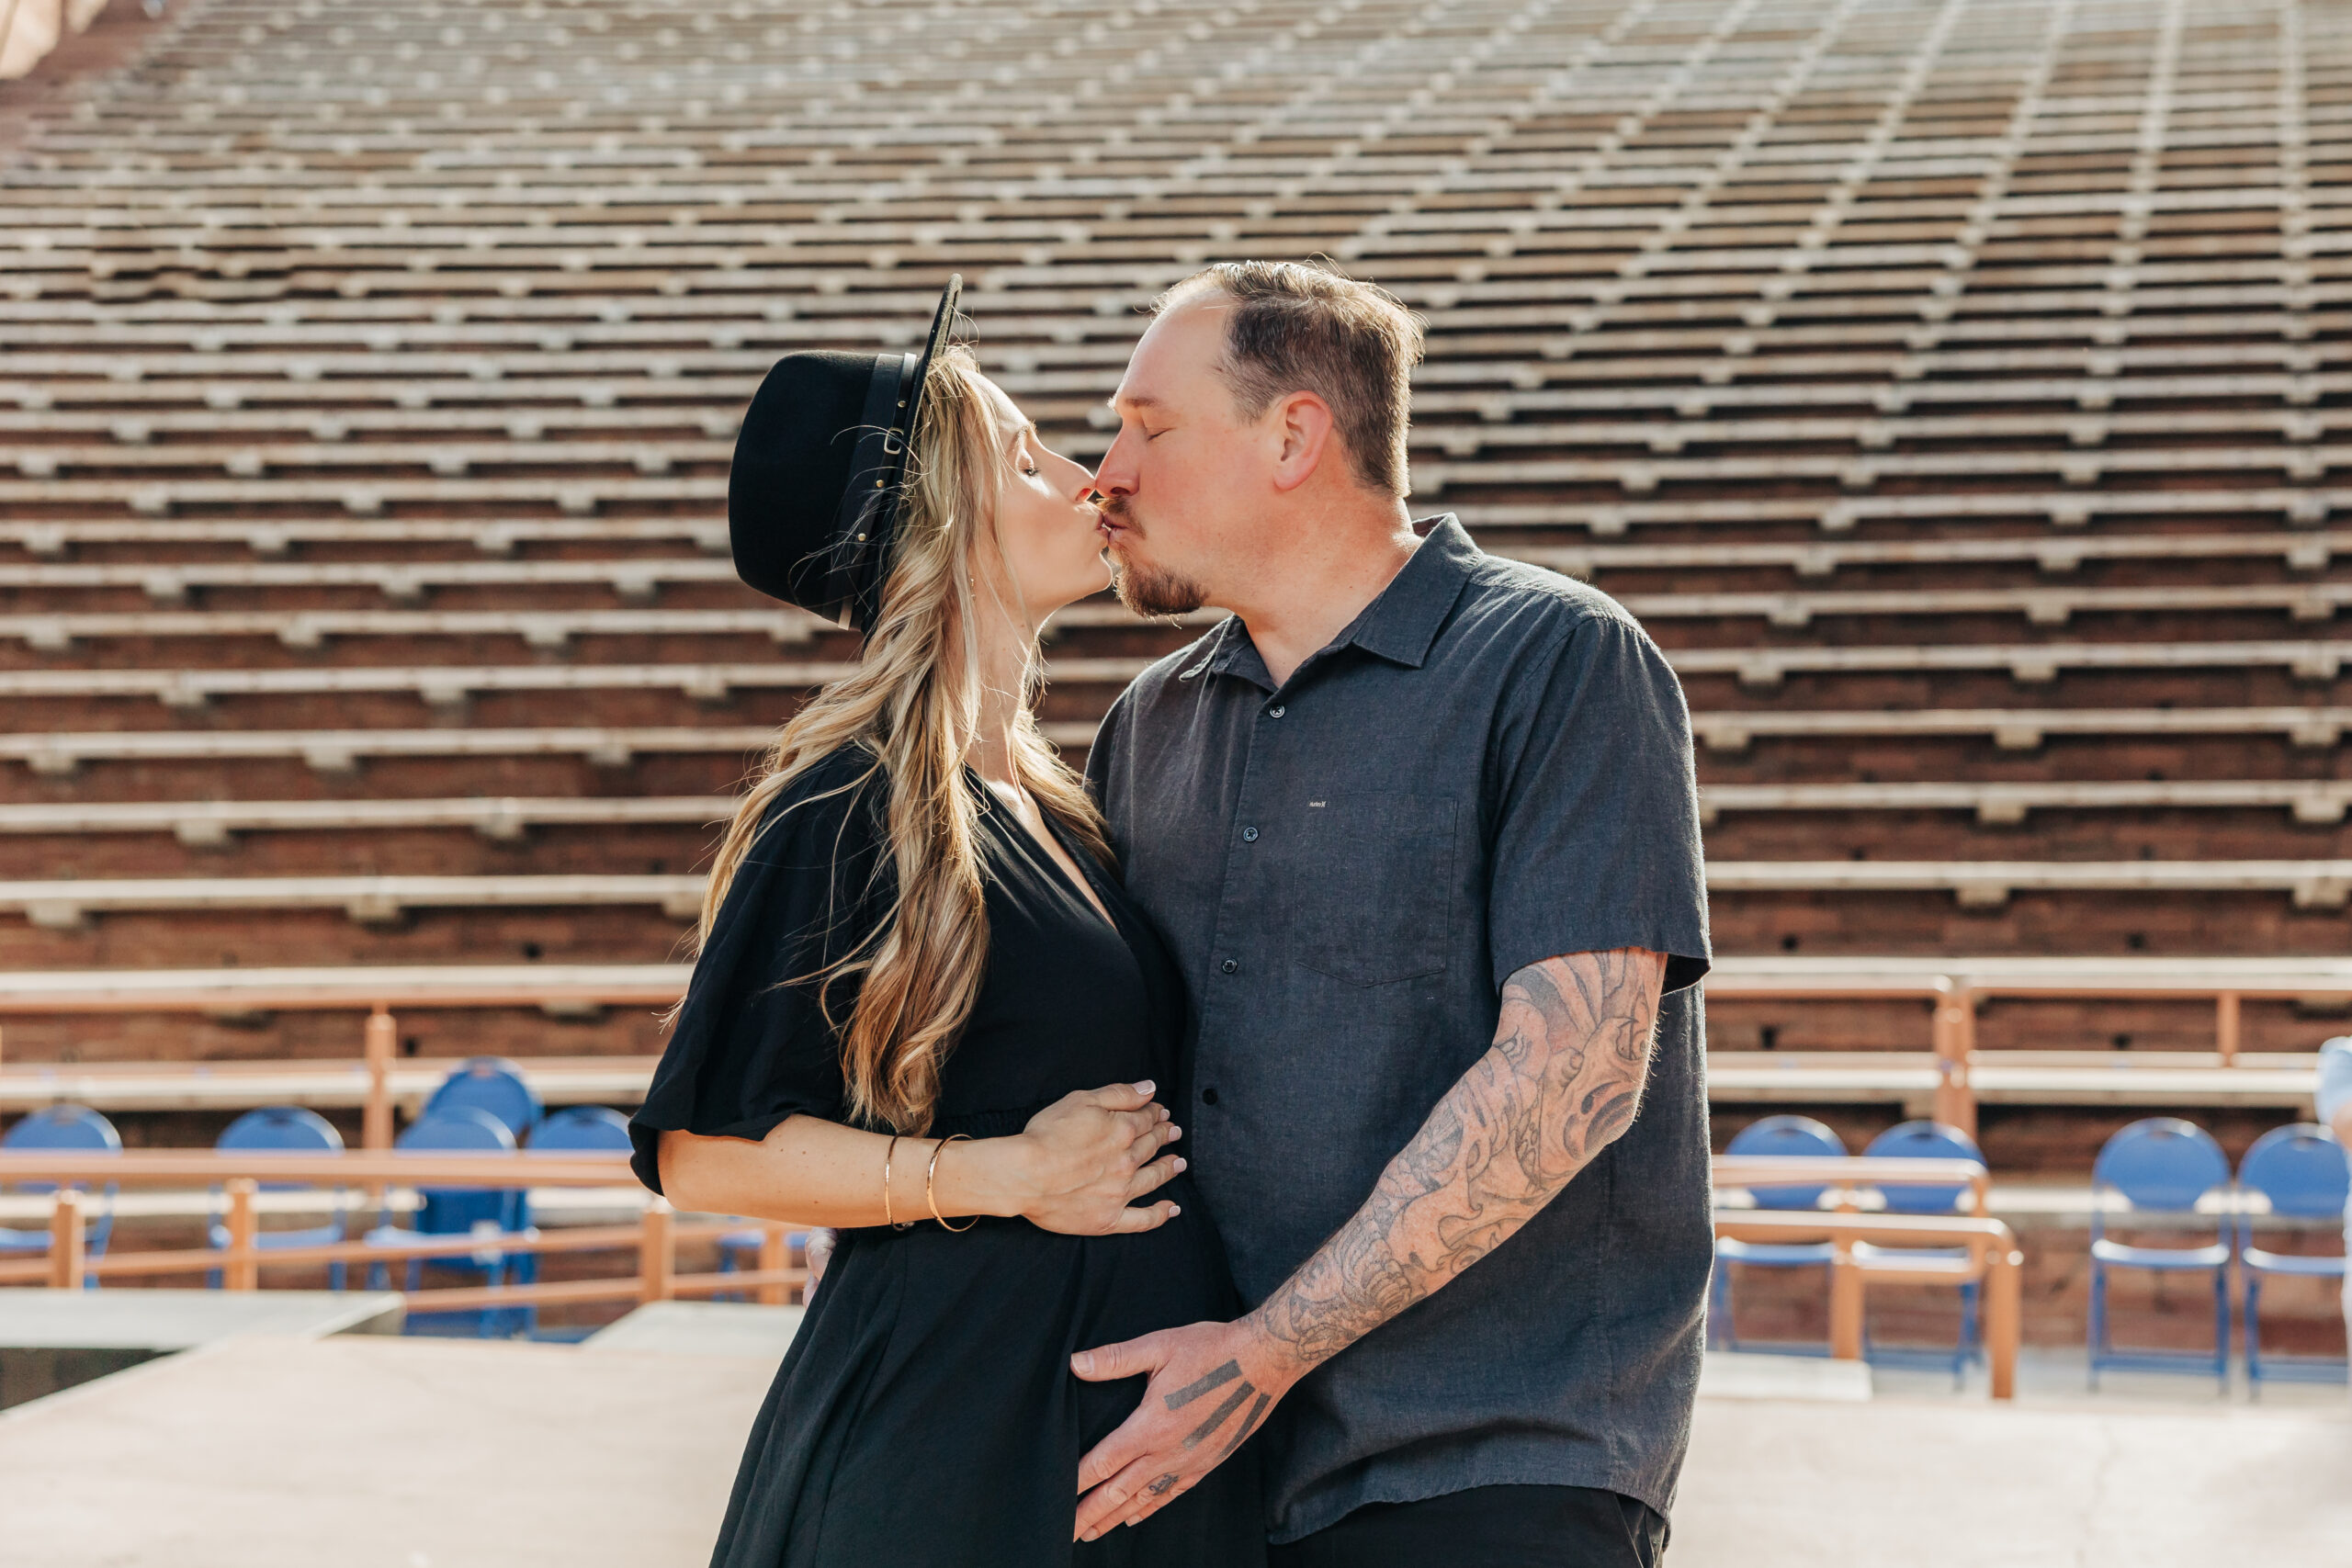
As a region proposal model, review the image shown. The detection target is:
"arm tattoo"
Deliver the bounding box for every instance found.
[1251,947,1666,1369]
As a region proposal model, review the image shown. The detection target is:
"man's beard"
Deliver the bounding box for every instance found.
[1112,555,1208,618]
[1099,499,1207,617]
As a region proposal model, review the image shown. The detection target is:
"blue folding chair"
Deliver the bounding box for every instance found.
[526,1105,632,1154]
[208,1106,349,1290]
[0,1105,122,1284]
[1711,1114,1848,1354]
[367,1108,534,1337]
[517,1107,637,1337]
[1854,1121,1986,1383]
[423,1057,543,1143]
[2237,1123,2349,1388]
[2088,1117,2233,1390]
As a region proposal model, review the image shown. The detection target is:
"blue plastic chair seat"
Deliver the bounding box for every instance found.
[2242,1246,2347,1279]
[1715,1237,1837,1267]
[0,1227,57,1252]
[2090,1236,2231,1270]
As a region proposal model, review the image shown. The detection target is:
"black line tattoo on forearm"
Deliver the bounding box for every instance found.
[1249,948,1666,1370]
[1161,1359,1241,1411]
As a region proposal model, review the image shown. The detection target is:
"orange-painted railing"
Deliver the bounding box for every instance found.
[4,1150,802,1312]
[1714,1154,2018,1399]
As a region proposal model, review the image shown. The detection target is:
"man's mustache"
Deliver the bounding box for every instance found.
[1093,492,1134,526]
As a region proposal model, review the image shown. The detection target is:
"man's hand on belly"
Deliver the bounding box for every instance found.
[1069,1316,1301,1542]
[1069,947,1667,1540]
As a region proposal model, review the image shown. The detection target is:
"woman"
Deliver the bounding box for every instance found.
[629,280,1264,1568]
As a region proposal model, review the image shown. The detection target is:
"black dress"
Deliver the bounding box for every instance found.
[629,745,1265,1568]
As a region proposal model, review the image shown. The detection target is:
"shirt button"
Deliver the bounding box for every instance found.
[1241,826,1259,843]
[1201,1086,1221,1106]
[1220,958,1238,975]
[1268,705,1286,718]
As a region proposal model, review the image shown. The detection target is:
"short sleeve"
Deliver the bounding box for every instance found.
[2317,1037,2352,1125]
[628,751,889,1194]
[1485,611,1712,995]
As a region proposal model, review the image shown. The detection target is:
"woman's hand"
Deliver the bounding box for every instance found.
[997,1080,1185,1235]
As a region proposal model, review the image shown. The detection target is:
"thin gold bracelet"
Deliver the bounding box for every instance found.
[883,1134,910,1231]
[927,1134,977,1232]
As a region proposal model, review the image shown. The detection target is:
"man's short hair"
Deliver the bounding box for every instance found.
[1154,260,1424,496]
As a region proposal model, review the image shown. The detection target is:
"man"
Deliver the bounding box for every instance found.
[1073,260,1713,1565]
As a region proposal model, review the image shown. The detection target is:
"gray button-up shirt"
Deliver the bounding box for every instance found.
[1085,516,1713,1541]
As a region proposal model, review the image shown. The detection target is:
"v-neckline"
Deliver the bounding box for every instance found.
[975,774,1119,935]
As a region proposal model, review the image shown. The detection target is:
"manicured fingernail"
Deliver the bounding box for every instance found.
[1133,1080,1153,1094]
[1169,1204,1181,1216]
[1174,1157,1188,1172]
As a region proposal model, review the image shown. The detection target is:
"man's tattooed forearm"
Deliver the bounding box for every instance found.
[1251,948,1666,1369]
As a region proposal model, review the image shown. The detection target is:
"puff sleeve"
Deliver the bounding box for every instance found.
[628,749,891,1194]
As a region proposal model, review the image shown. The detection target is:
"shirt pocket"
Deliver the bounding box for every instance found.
[1285,794,1455,987]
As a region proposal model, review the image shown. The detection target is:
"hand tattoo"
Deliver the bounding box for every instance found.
[1146,1473,1180,1496]
[1161,1359,1240,1410]
[1160,1357,1269,1456]
[1251,948,1666,1370]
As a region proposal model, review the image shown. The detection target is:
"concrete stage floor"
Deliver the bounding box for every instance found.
[0,1324,2342,1566]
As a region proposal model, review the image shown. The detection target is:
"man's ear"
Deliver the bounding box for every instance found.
[1269,391,1335,493]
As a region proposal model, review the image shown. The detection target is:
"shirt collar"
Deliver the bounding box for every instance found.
[1182,515,1478,691]
[1339,513,1479,670]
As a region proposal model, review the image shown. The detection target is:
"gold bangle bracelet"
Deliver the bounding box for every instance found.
[883,1134,910,1231]
[927,1134,977,1232]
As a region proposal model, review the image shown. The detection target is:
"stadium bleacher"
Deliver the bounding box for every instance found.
[0,0,2344,1202]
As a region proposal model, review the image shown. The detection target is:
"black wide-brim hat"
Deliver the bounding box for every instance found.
[728,276,964,632]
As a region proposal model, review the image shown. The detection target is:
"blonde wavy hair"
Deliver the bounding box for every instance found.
[690,345,1114,1134]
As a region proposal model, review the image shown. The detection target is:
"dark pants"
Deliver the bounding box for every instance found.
[1268,1484,1668,1568]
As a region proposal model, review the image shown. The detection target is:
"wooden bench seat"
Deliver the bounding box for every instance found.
[0,856,2336,930]
[0,475,728,517]
[1706,1052,2325,1109]
[1688,705,2350,751]
[0,1045,2319,1119]
[0,660,849,707]
[1698,780,2352,826]
[0,795,730,842]
[1454,484,2347,536]
[0,874,708,927]
[1673,637,2347,686]
[1516,530,2347,581]
[12,438,734,479]
[0,406,745,444]
[1409,445,2352,499]
[0,725,775,773]
[0,558,746,603]
[0,517,733,557]
[1613,581,2352,628]
[0,607,812,649]
[1703,859,2352,909]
